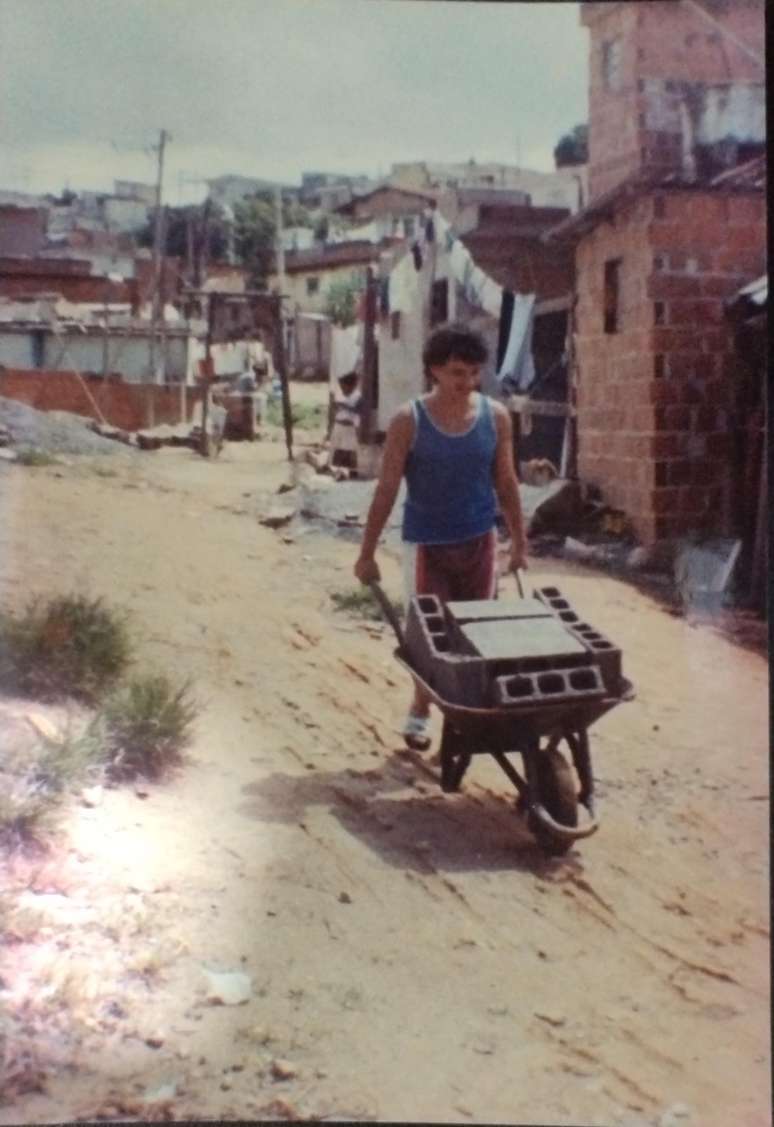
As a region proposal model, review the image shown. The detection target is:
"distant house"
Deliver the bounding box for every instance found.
[334,186,435,244]
[0,205,47,257]
[206,174,295,210]
[389,160,585,212]
[299,171,374,210]
[268,240,385,315]
[546,0,766,547]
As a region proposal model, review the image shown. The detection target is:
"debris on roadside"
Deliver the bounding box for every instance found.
[202,968,253,1006]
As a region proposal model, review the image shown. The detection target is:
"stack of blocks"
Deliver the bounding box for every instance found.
[404,586,623,709]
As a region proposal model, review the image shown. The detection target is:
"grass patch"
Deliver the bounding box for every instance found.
[0,595,132,703]
[13,448,59,467]
[330,586,404,625]
[0,722,104,851]
[265,399,325,431]
[101,673,198,782]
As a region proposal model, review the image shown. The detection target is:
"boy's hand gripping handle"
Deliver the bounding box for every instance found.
[367,581,405,648]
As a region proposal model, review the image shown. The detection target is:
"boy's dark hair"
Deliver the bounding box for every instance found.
[422,323,488,376]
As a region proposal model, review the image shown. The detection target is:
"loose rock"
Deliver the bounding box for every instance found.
[270,1059,298,1081]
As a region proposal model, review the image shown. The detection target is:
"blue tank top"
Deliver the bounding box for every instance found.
[402,393,498,545]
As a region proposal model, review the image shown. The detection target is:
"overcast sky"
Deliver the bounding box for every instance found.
[1,0,589,201]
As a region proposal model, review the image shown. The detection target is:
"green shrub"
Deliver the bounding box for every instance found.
[265,399,325,431]
[14,448,59,467]
[0,595,132,703]
[0,723,104,850]
[101,674,198,781]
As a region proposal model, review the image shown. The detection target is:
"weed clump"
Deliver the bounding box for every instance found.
[0,722,104,851]
[265,399,325,431]
[330,587,403,624]
[0,595,131,703]
[13,448,59,467]
[102,674,197,782]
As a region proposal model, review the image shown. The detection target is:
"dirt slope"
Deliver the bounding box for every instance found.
[0,420,769,1126]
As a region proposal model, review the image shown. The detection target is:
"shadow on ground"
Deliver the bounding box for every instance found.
[236,748,588,880]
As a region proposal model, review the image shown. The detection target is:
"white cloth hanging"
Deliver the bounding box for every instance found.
[478,276,503,318]
[329,324,362,387]
[388,252,419,314]
[496,292,537,393]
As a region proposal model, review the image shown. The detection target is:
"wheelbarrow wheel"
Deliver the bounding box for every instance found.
[529,746,578,856]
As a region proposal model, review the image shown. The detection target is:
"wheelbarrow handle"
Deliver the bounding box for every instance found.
[367,581,405,647]
[513,567,526,598]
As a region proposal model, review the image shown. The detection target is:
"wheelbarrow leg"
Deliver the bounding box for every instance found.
[439,720,471,793]
[565,727,595,818]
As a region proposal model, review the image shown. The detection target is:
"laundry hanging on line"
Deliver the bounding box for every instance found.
[388,251,420,314]
[495,289,536,395]
[329,323,362,386]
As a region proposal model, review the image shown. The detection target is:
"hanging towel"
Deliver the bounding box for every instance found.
[330,323,362,386]
[467,265,489,307]
[449,238,472,286]
[478,275,502,318]
[496,290,537,395]
[389,253,419,314]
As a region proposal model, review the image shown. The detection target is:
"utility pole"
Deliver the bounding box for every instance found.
[149,128,170,383]
[274,185,286,295]
[274,185,292,370]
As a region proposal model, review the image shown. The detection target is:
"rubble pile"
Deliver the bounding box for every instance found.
[0,398,133,458]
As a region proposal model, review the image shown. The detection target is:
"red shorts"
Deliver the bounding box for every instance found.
[403,529,498,605]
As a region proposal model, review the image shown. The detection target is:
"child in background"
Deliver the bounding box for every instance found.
[329,372,362,479]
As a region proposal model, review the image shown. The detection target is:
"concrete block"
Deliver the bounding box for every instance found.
[495,665,606,708]
[404,596,498,706]
[533,586,623,695]
[458,617,587,662]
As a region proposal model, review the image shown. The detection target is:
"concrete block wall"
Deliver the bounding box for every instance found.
[574,187,766,542]
[581,1,765,201]
[0,369,202,432]
[574,194,660,538]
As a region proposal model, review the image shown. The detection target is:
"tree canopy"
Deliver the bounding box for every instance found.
[554,124,589,168]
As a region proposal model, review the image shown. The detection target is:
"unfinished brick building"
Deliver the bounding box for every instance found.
[548,0,766,544]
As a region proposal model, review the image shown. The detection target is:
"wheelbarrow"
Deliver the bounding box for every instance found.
[368,577,634,855]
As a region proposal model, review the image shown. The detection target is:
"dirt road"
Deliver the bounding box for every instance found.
[0,404,769,1126]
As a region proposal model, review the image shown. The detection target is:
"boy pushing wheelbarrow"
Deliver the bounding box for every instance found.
[354,323,528,750]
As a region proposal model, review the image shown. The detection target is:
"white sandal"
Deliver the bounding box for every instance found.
[402,712,431,751]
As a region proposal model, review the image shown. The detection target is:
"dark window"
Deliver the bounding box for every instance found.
[654,354,665,379]
[390,311,401,340]
[653,196,666,219]
[306,276,319,295]
[654,302,665,326]
[603,259,621,334]
[430,279,449,326]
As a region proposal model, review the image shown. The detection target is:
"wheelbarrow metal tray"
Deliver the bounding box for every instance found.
[394,647,631,753]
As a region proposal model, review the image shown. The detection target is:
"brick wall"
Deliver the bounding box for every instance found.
[0,369,202,432]
[574,186,766,543]
[581,1,765,200]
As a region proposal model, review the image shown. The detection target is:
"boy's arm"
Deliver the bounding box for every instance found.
[492,402,528,571]
[354,407,414,583]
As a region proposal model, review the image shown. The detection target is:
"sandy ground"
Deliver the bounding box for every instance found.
[0,385,769,1126]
